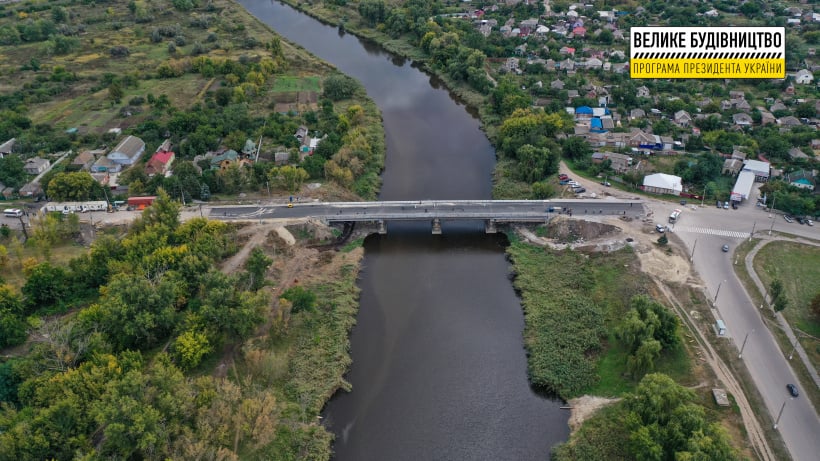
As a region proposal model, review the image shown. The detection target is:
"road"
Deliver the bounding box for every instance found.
[649,197,820,461]
[209,199,644,222]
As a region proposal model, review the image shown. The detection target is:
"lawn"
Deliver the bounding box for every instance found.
[270,75,322,93]
[753,241,820,372]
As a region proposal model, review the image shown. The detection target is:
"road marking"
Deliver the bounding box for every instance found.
[673,225,749,238]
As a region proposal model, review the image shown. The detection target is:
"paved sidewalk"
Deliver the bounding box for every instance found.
[745,236,820,389]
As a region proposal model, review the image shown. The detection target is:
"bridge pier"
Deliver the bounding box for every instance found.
[485,219,497,234]
[377,219,387,234]
[431,218,442,235]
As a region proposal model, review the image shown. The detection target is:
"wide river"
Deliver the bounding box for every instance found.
[239,1,569,458]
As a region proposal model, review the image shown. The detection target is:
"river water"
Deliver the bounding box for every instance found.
[239,1,569,458]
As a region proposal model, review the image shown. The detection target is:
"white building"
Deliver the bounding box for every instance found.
[643,173,683,195]
[742,159,770,182]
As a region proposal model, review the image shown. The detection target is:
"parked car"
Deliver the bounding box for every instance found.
[722,244,729,252]
[568,181,580,186]
[784,215,793,223]
[601,181,611,187]
[680,199,687,205]
[797,217,806,225]
[574,187,586,194]
[559,180,570,185]
[656,224,666,233]
[807,218,814,226]
[716,201,722,208]
[558,174,568,180]
[731,202,738,210]
[547,206,555,213]
[723,202,729,209]
[787,383,799,398]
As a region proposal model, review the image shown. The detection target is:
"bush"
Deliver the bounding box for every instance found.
[281,286,316,313]
[322,74,359,101]
[109,45,130,57]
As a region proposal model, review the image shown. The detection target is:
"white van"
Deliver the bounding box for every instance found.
[3,209,23,218]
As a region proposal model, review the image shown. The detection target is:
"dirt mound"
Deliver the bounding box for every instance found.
[544,217,621,243]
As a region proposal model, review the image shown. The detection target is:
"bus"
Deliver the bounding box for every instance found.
[3,209,23,218]
[669,209,682,224]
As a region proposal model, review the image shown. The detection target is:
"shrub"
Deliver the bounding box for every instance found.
[281,286,316,313]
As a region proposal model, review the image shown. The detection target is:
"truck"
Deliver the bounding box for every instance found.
[127,196,157,210]
[41,201,108,214]
[669,208,682,224]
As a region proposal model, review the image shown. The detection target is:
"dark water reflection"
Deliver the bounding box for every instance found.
[238,1,569,458]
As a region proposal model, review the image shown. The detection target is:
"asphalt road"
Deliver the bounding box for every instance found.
[209,199,644,222]
[647,197,820,461]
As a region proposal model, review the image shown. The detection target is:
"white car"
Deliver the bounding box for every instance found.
[655,224,666,233]
[567,181,580,186]
[807,219,814,226]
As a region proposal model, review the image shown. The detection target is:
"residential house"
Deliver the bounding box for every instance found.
[145,150,175,177]
[732,113,753,126]
[0,138,14,158]
[91,156,120,173]
[514,44,528,56]
[584,57,603,69]
[636,86,650,98]
[550,79,565,90]
[210,150,252,170]
[478,24,492,37]
[778,116,802,127]
[572,26,586,37]
[733,98,751,111]
[704,9,719,17]
[19,182,42,197]
[731,147,749,160]
[591,151,632,173]
[24,157,50,175]
[504,57,520,72]
[770,101,788,112]
[611,62,629,74]
[722,158,743,175]
[559,59,575,71]
[629,108,646,120]
[107,135,146,166]
[729,90,745,100]
[71,150,97,171]
[566,90,580,101]
[274,151,290,165]
[295,126,309,142]
[788,147,810,160]
[559,46,575,56]
[642,173,683,195]
[673,110,692,127]
[795,69,814,84]
[535,25,549,37]
[759,110,776,125]
[811,138,820,151]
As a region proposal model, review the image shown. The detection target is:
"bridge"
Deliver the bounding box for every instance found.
[212,199,645,234]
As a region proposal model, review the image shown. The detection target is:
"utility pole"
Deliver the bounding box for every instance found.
[701,185,706,207]
[788,339,797,360]
[768,218,775,236]
[714,280,725,304]
[773,399,787,430]
[738,329,754,358]
[690,238,697,262]
[16,214,28,241]
[750,221,756,241]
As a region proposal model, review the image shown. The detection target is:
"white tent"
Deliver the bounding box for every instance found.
[731,170,755,202]
[643,173,683,195]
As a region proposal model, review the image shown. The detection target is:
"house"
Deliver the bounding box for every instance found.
[514,44,528,56]
[584,57,603,69]
[778,116,802,127]
[559,59,575,71]
[630,108,645,120]
[673,110,692,127]
[770,101,787,112]
[210,150,253,170]
[550,79,565,90]
[591,151,632,173]
[0,138,14,158]
[71,150,97,171]
[636,86,650,98]
[732,113,753,126]
[733,99,751,111]
[722,158,743,175]
[643,173,683,195]
[788,147,810,160]
[742,159,770,182]
[729,90,745,100]
[566,90,580,101]
[107,135,146,165]
[19,182,42,197]
[759,110,776,125]
[145,150,175,177]
[559,46,575,56]
[811,139,820,151]
[294,126,309,142]
[24,157,50,175]
[91,155,120,173]
[504,57,520,72]
[572,26,586,37]
[274,151,290,165]
[795,69,814,84]
[731,147,749,160]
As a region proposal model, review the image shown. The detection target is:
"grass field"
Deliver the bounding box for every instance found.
[753,241,820,370]
[270,75,321,92]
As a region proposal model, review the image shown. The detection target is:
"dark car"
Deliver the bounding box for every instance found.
[716,201,722,208]
[575,187,586,194]
[680,199,687,205]
[722,244,729,252]
[796,217,805,225]
[731,202,738,210]
[787,383,799,397]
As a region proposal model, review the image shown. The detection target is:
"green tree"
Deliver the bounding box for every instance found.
[770,279,788,312]
[562,137,592,161]
[173,329,212,370]
[136,188,181,233]
[0,156,27,189]
[516,144,559,183]
[22,262,68,312]
[281,285,316,313]
[47,171,99,201]
[269,164,309,193]
[322,74,359,101]
[245,247,272,291]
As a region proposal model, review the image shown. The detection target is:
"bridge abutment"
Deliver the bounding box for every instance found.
[377,219,387,234]
[485,219,497,234]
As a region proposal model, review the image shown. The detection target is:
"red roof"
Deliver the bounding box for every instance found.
[573,27,587,35]
[151,150,174,165]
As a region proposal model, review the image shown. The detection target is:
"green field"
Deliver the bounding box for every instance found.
[270,75,321,92]
[753,241,820,368]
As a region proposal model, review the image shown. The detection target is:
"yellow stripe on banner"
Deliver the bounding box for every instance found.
[630,59,785,79]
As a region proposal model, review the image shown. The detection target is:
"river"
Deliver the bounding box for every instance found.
[238,1,569,459]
